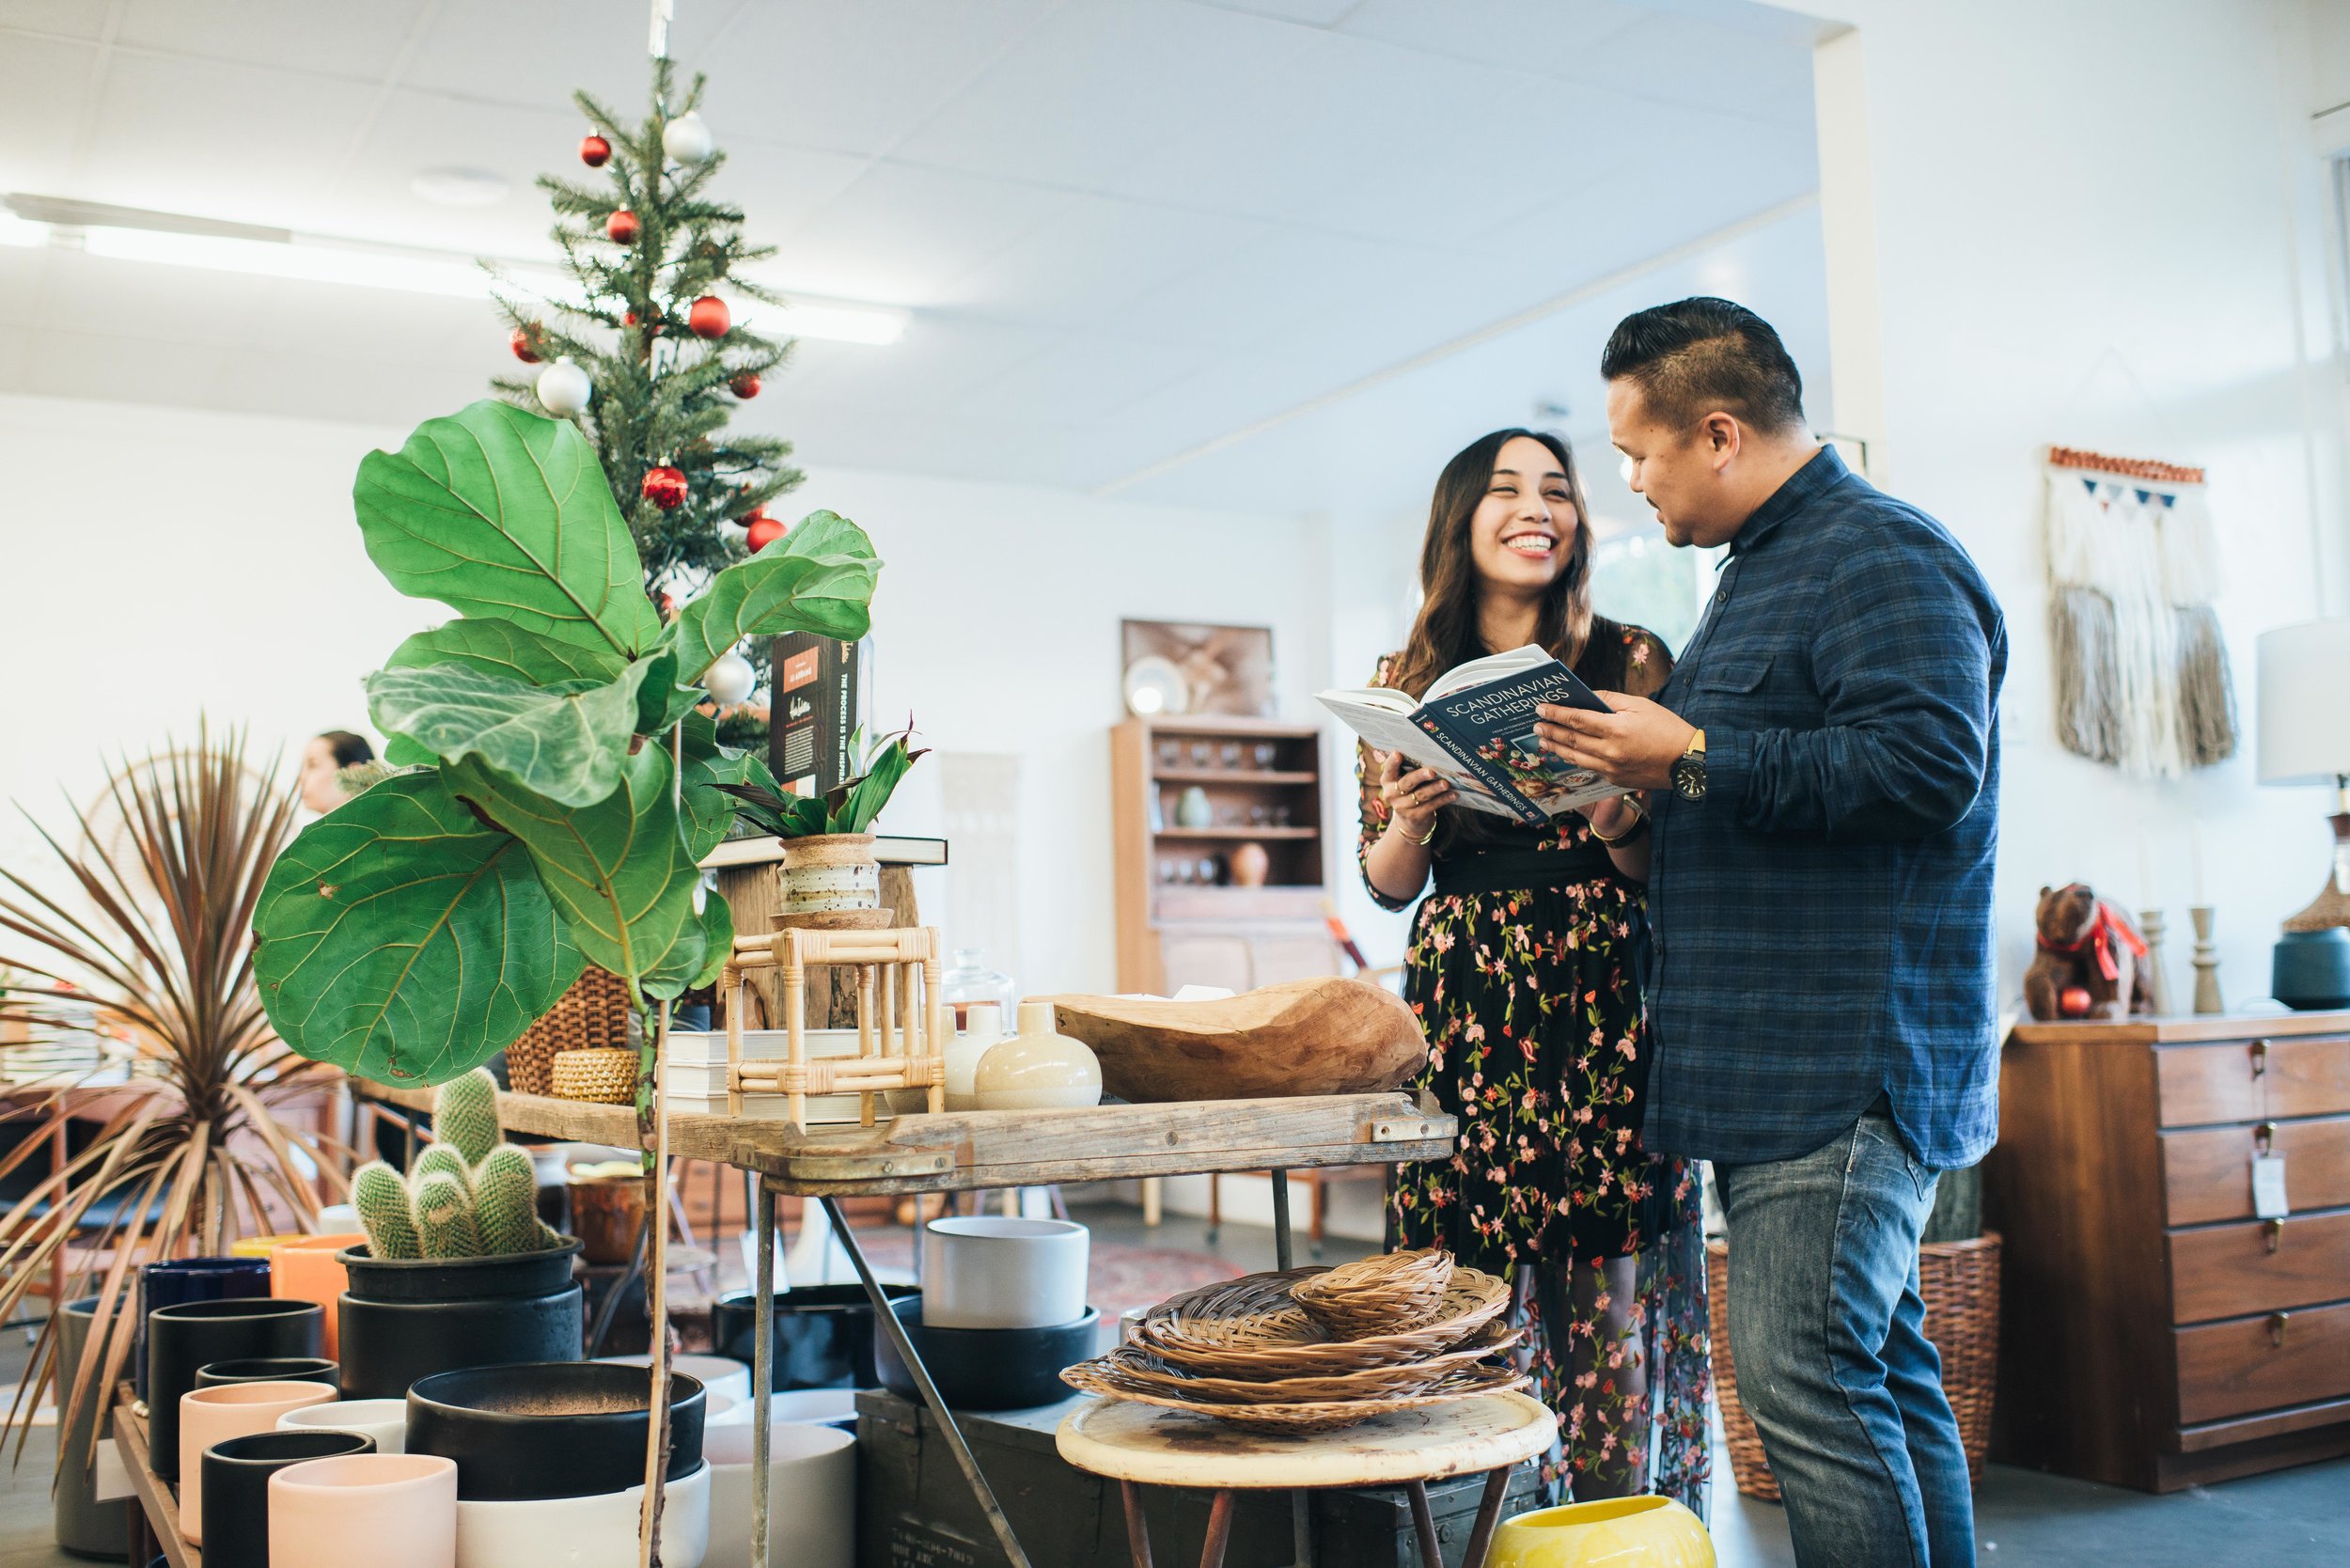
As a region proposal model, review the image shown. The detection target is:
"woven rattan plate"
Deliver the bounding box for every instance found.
[1093,1323,1519,1405]
[1061,1356,1528,1435]
[1137,1266,1512,1376]
[1291,1247,1454,1338]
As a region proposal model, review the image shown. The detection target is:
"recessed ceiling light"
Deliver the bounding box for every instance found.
[410,167,510,207]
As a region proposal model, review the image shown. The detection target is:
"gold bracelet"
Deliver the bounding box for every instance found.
[1590,796,1649,849]
[1408,818,1439,847]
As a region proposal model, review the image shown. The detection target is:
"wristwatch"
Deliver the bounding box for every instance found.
[1669,729,1708,802]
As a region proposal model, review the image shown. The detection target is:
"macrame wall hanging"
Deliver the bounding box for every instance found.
[2044,446,2236,777]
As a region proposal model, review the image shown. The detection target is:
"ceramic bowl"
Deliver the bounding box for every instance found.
[195,1427,371,1561]
[1486,1497,1716,1568]
[269,1452,458,1568]
[873,1299,1101,1410]
[921,1216,1089,1329]
[196,1356,339,1392]
[451,1459,710,1568]
[177,1380,339,1536]
[593,1352,750,1403]
[703,1420,854,1568]
[279,1397,409,1454]
[407,1361,705,1501]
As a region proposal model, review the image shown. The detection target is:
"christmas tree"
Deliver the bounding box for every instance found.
[490,57,801,615]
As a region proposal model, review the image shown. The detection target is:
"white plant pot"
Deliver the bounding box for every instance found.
[453,1459,710,1568]
[702,1420,854,1568]
[920,1215,1089,1329]
[279,1397,409,1454]
[592,1353,751,1404]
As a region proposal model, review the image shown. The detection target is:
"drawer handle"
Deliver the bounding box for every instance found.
[2269,1311,2291,1349]
[2266,1217,2285,1253]
[2250,1039,2269,1078]
[2255,1121,2277,1156]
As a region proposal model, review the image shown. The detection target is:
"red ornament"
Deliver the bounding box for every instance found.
[729,371,761,400]
[641,465,688,510]
[605,209,640,244]
[579,133,611,168]
[2059,985,2092,1018]
[687,295,730,339]
[744,516,786,552]
[509,325,542,364]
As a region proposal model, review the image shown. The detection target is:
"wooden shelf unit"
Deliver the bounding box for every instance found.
[1111,716,1340,996]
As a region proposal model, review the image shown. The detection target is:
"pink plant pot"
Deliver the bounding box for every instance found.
[270,1452,459,1568]
[177,1380,337,1543]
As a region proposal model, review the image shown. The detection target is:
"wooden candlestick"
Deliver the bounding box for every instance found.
[2189,905,2224,1015]
[2137,908,2172,1016]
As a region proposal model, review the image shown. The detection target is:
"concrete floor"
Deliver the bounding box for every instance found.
[5,1208,2343,1566]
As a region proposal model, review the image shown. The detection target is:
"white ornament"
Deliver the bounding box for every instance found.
[535,356,592,416]
[703,651,756,706]
[662,112,715,165]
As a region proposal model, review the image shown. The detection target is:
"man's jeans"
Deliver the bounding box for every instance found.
[1715,1110,1975,1568]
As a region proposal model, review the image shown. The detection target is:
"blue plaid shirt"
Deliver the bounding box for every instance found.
[1643,446,2006,1169]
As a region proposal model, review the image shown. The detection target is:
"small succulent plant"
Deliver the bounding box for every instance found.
[353,1068,560,1260]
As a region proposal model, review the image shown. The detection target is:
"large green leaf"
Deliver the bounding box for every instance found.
[253,771,585,1085]
[670,510,881,682]
[448,746,710,1000]
[387,619,630,685]
[679,712,779,861]
[631,631,706,736]
[354,400,664,659]
[366,659,651,808]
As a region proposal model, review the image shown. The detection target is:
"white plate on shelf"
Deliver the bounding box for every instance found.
[1121,655,1189,717]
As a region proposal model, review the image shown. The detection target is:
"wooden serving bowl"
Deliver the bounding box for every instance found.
[1035,978,1426,1104]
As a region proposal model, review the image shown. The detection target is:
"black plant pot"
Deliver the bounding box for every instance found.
[198,1429,373,1568]
[711,1282,919,1390]
[406,1361,705,1500]
[195,1357,340,1392]
[872,1297,1101,1410]
[146,1298,323,1482]
[335,1239,585,1400]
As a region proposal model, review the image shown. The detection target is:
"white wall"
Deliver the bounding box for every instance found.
[0,393,1316,997]
[1796,0,2350,1004]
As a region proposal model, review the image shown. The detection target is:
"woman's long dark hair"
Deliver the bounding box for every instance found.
[1388,429,1595,701]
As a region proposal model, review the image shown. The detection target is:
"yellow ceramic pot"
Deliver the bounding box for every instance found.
[1486,1497,1715,1568]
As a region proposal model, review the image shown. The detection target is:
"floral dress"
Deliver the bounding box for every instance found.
[1359,619,1711,1513]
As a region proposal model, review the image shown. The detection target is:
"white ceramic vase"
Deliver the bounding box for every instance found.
[269,1452,458,1568]
[702,1420,855,1568]
[921,1215,1090,1329]
[453,1459,711,1568]
[971,1001,1101,1111]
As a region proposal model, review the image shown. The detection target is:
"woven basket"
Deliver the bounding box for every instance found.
[1092,1323,1518,1405]
[507,966,631,1095]
[550,1046,638,1105]
[1290,1247,1455,1338]
[1708,1234,2002,1500]
[1138,1266,1511,1377]
[1061,1354,1526,1435]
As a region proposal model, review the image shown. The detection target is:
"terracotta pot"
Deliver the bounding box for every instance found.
[200,1429,372,1567]
[272,1233,366,1358]
[270,1452,458,1568]
[147,1296,323,1481]
[1229,840,1270,887]
[178,1382,340,1542]
[279,1397,409,1454]
[568,1176,646,1265]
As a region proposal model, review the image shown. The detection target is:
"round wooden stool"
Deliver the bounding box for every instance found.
[1057,1392,1559,1568]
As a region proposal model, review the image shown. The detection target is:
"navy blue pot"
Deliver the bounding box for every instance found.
[134,1258,272,1399]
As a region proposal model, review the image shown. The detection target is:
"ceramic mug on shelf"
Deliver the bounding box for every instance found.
[920,1215,1089,1329]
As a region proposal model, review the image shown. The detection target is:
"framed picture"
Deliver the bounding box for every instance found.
[1120,620,1275,717]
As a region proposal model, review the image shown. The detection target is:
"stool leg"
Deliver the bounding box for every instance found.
[1198,1489,1236,1568]
[1119,1481,1155,1568]
[1406,1479,1442,1568]
[1460,1466,1513,1568]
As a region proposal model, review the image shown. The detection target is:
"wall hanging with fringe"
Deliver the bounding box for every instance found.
[2044,446,2236,777]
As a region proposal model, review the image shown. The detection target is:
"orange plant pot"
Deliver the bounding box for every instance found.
[273,1234,367,1359]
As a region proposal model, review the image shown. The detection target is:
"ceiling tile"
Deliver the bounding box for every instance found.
[932,194,1272,324]
[402,0,657,114]
[117,0,431,82]
[952,331,1220,425]
[1332,0,1653,76]
[1179,0,1359,24]
[1562,9,1815,124]
[311,89,596,258]
[0,31,97,193]
[0,2,112,40]
[0,247,49,326]
[761,162,1075,306]
[1107,224,1438,353]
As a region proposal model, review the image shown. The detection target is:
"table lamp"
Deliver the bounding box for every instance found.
[2257,618,2350,1008]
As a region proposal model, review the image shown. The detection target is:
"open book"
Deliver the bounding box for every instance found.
[1317,645,1618,826]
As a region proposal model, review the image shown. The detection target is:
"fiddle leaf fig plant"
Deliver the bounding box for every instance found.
[254,399,881,1085]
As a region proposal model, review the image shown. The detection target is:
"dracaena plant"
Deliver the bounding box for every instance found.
[251,399,880,1088]
[714,723,928,839]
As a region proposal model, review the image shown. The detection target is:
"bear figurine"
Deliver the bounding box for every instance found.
[2025,883,2154,1022]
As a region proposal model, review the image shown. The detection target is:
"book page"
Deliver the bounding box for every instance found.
[1313,693,1521,819]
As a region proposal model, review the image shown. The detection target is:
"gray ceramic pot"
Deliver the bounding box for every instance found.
[55,1295,129,1560]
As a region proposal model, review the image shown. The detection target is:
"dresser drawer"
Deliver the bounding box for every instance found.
[2262,1035,2350,1119]
[2168,1209,2350,1324]
[2174,1299,2350,1425]
[2163,1115,2350,1225]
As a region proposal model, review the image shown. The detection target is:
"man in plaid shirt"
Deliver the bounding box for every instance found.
[1538,298,2004,1568]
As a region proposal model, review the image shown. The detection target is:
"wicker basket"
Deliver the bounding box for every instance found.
[508,966,631,1095]
[1708,1234,2002,1501]
[1290,1247,1455,1338]
[550,1046,638,1105]
[1139,1266,1511,1376]
[1061,1354,1526,1435]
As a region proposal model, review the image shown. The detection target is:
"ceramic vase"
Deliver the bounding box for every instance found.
[147,1296,323,1481]
[270,1232,367,1358]
[1175,785,1213,828]
[452,1459,711,1568]
[279,1397,410,1454]
[1228,840,1270,886]
[199,1429,373,1566]
[941,1001,1006,1111]
[1486,1496,1716,1568]
[270,1452,458,1568]
[703,1420,854,1568]
[178,1383,341,1543]
[920,1215,1089,1328]
[405,1361,706,1501]
[971,1001,1101,1111]
[335,1239,584,1400]
[53,1295,128,1559]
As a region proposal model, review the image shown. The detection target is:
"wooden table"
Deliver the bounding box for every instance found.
[356,1080,1454,1568]
[111,1382,196,1568]
[1058,1392,1558,1568]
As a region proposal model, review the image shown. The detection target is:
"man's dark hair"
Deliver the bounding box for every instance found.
[1601,297,1807,433]
[318,729,374,768]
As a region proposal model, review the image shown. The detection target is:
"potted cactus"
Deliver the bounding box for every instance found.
[336,1071,588,1399]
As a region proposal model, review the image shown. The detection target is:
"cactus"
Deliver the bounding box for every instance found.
[473,1144,540,1256]
[435,1068,502,1166]
[413,1171,483,1260]
[412,1143,474,1195]
[353,1161,421,1259]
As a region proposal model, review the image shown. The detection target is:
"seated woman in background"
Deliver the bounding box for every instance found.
[1356,428,1708,1512]
[298,729,374,816]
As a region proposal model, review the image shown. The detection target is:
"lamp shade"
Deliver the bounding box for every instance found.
[2256,619,2350,785]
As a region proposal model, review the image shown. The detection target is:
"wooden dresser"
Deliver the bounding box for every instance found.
[1985,1011,2350,1490]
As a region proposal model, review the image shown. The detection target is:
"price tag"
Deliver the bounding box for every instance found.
[2252,1153,2290,1219]
[91,1436,132,1502]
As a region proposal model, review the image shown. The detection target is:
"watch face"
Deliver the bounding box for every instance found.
[1671,755,1708,801]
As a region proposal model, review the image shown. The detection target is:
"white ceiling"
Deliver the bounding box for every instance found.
[0,0,1829,514]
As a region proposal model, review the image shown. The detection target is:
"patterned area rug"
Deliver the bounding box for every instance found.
[848,1230,1242,1324]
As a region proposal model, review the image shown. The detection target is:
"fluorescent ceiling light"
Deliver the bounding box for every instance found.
[0,212,45,247]
[760,301,906,346]
[409,166,510,208]
[80,226,493,297]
